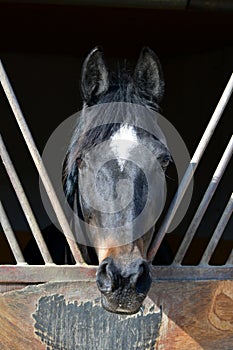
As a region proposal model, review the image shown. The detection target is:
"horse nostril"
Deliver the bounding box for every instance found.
[134,261,151,295]
[96,258,116,293]
[97,258,151,300]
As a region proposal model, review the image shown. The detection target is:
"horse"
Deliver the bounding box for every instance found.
[25,47,172,314]
[62,47,172,314]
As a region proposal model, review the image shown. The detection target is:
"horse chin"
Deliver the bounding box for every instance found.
[100,293,145,315]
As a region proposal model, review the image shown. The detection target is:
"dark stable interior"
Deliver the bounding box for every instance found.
[0,3,232,265]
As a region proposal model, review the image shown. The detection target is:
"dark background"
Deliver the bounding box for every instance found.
[0,2,232,263]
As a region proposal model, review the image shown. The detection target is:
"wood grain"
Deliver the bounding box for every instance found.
[149,281,233,350]
[0,280,232,350]
[0,282,161,350]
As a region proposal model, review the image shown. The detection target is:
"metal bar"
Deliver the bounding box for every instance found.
[226,249,233,265]
[150,265,233,280]
[199,193,233,266]
[0,265,97,283]
[189,0,233,12]
[147,73,233,262]
[0,0,188,10]
[2,0,233,11]
[0,265,232,283]
[0,135,53,264]
[0,201,26,265]
[173,135,233,265]
[0,60,85,265]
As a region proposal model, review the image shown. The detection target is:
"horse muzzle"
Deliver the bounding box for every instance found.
[96,257,152,314]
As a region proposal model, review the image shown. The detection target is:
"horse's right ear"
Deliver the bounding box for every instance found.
[81,47,109,104]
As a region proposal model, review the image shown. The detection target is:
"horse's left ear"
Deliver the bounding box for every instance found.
[134,47,164,104]
[81,47,109,104]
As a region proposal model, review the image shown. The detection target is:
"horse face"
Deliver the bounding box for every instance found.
[78,156,153,314]
[77,125,168,314]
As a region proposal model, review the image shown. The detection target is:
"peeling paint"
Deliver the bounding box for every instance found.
[33,294,162,350]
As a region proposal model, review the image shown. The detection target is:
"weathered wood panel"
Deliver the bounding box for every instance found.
[0,280,232,350]
[0,283,28,293]
[0,282,162,350]
[150,280,233,350]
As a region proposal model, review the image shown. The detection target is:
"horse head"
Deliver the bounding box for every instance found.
[64,47,171,314]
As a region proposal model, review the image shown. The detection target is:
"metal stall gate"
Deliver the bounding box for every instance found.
[0,59,233,350]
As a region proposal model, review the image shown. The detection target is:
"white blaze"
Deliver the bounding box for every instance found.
[110,125,138,170]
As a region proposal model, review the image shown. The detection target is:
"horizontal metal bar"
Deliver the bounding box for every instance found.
[0,201,26,265]
[189,0,233,11]
[173,135,233,265]
[199,193,233,266]
[1,0,233,11]
[0,265,232,283]
[147,73,233,262]
[0,60,85,265]
[0,0,188,10]
[151,265,233,281]
[0,135,53,264]
[0,265,97,283]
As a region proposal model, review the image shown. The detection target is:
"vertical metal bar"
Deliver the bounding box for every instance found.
[0,201,26,265]
[147,73,233,262]
[199,193,233,266]
[173,135,233,265]
[226,249,233,266]
[0,135,53,264]
[0,60,85,264]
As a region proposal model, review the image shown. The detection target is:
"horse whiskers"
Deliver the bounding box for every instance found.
[165,173,176,181]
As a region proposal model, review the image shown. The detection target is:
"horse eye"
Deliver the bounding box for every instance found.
[159,155,171,170]
[76,157,85,169]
